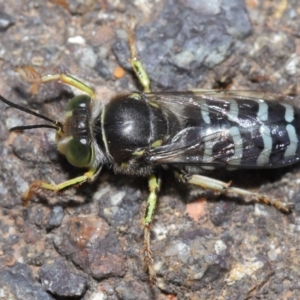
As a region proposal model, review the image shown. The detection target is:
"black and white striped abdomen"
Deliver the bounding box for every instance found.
[189,98,300,168]
[148,95,300,169]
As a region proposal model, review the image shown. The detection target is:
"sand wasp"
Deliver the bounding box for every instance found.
[0,23,294,283]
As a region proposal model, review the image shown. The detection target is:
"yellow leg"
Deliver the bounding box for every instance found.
[127,21,163,282]
[182,174,291,212]
[143,174,161,284]
[14,66,96,98]
[127,18,151,93]
[22,169,97,206]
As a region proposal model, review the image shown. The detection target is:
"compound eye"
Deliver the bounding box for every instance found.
[65,137,92,168]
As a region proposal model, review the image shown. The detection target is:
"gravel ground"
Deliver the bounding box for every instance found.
[1,0,300,299]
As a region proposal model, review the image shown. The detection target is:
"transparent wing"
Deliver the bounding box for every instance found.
[145,90,295,122]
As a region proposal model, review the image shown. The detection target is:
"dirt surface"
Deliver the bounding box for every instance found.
[1,0,300,299]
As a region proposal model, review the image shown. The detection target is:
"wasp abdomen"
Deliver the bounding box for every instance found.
[149,96,300,169]
[197,98,300,168]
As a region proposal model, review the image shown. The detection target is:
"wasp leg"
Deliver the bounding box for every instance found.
[127,18,151,93]
[143,174,161,284]
[15,66,96,98]
[22,169,99,206]
[181,174,291,213]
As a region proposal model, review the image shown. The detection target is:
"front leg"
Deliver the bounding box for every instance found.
[22,168,100,206]
[15,66,96,98]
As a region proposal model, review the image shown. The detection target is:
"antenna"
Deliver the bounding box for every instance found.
[0,94,63,132]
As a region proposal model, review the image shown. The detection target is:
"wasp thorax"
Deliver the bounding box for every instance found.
[56,94,94,168]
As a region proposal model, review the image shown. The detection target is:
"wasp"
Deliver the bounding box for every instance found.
[0,24,295,283]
